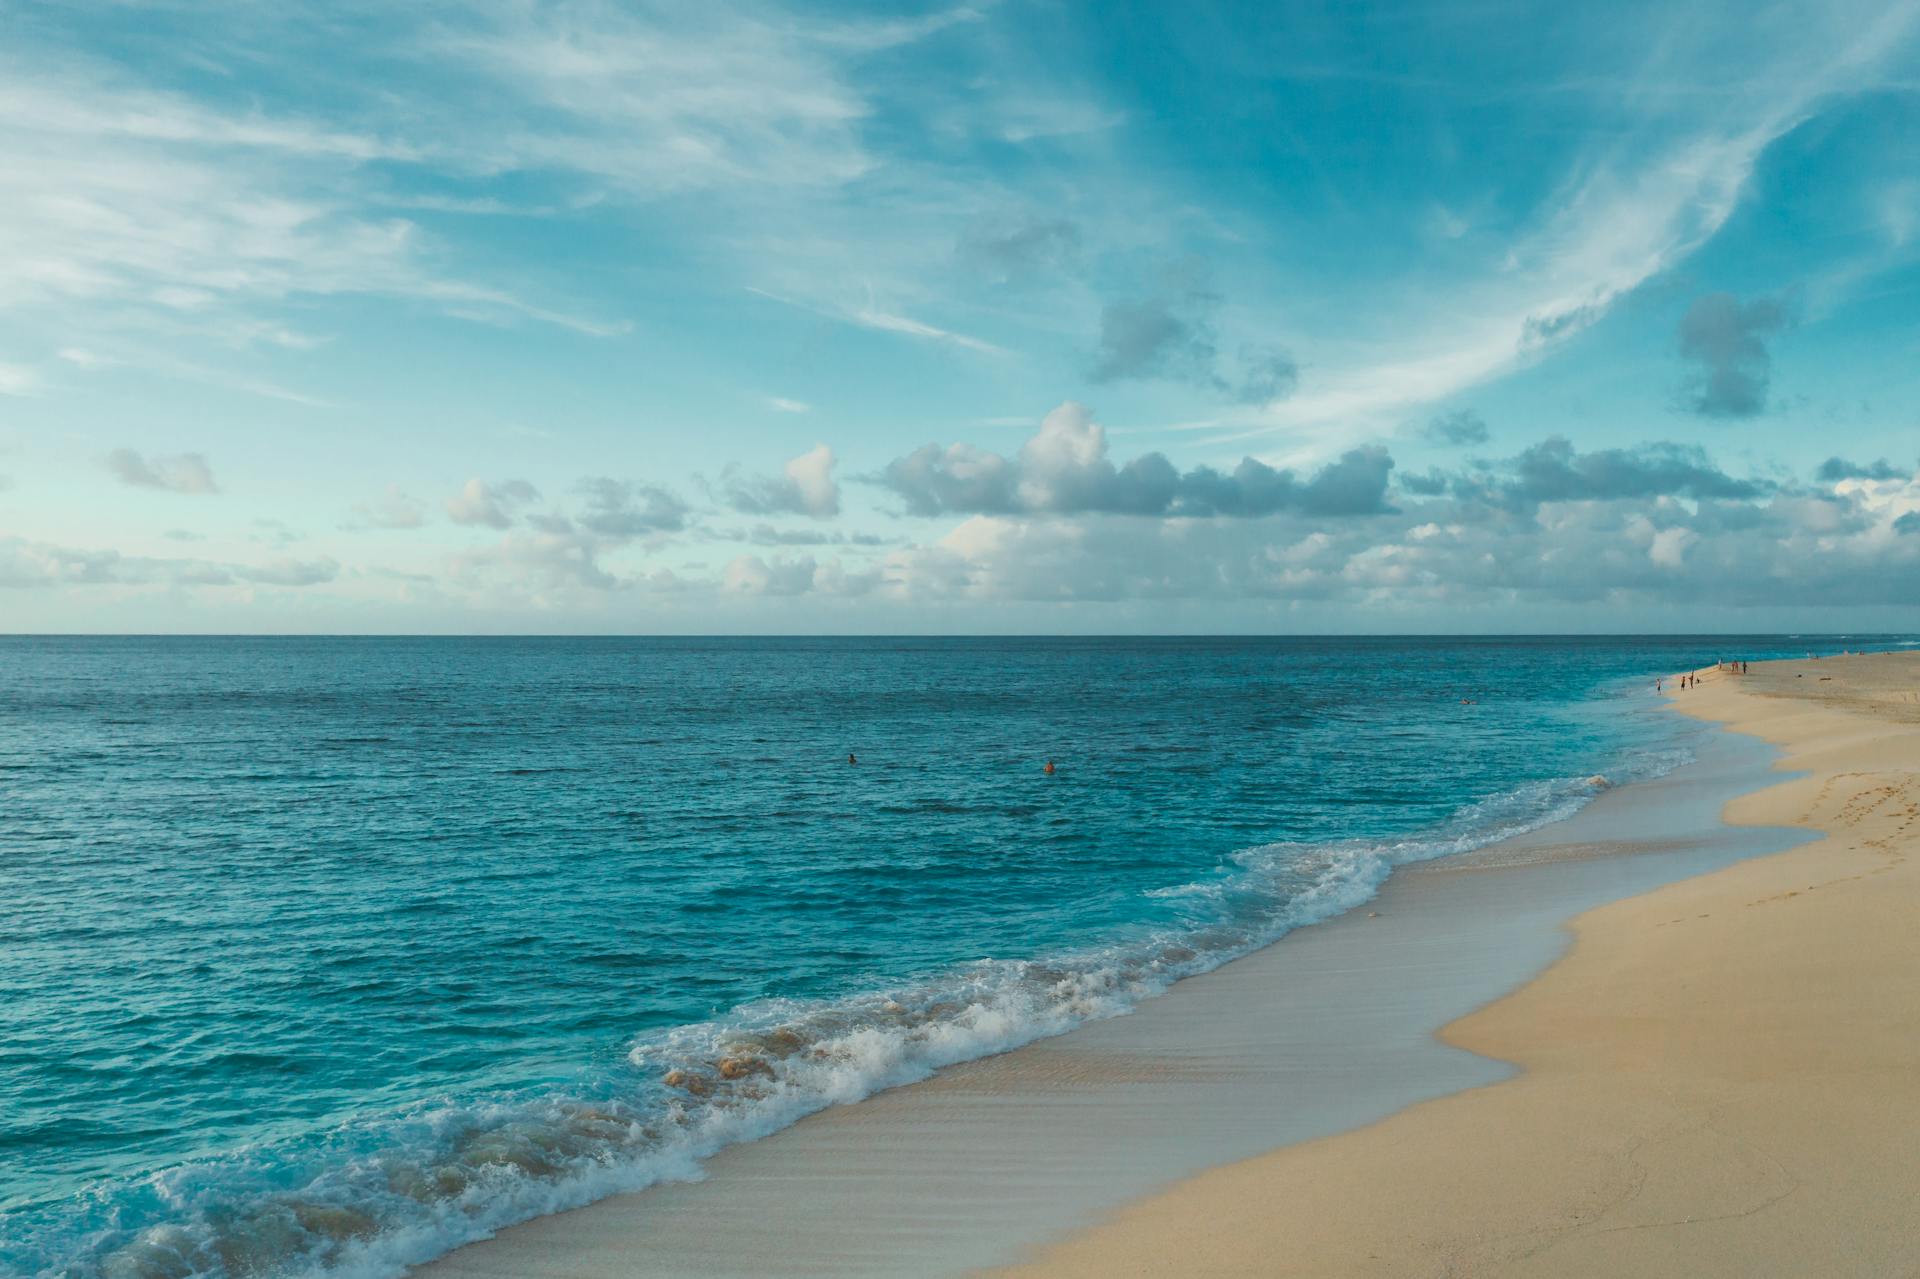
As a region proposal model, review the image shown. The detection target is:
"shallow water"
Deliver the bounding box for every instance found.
[0,635,1888,1277]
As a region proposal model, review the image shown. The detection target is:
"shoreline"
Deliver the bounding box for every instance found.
[417,681,1812,1278]
[991,651,1920,1277]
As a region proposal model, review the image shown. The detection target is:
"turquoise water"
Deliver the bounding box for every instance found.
[0,636,1894,1277]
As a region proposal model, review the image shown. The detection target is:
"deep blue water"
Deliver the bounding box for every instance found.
[0,635,1899,1278]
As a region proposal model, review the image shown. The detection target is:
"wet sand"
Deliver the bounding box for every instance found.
[418,679,1817,1278]
[995,652,1920,1277]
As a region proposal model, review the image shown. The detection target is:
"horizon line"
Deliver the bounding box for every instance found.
[1,631,1909,642]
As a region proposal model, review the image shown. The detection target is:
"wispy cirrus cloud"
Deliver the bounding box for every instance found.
[1201,2,1920,446]
[746,286,1008,355]
[0,0,1094,410]
[2,0,972,391]
[433,4,883,195]
[0,52,623,401]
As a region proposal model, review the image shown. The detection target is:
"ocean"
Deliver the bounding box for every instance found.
[0,635,1894,1278]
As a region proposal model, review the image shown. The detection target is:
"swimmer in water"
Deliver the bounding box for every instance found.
[1044,760,1056,775]
[847,753,857,765]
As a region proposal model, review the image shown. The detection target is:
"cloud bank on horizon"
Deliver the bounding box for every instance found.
[2,0,1920,632]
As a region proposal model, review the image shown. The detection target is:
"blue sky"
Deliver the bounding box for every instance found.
[4,0,1920,632]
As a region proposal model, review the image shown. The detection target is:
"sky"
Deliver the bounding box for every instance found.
[4,0,1920,634]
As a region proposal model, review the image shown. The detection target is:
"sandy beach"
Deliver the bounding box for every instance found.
[994,652,1920,1277]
